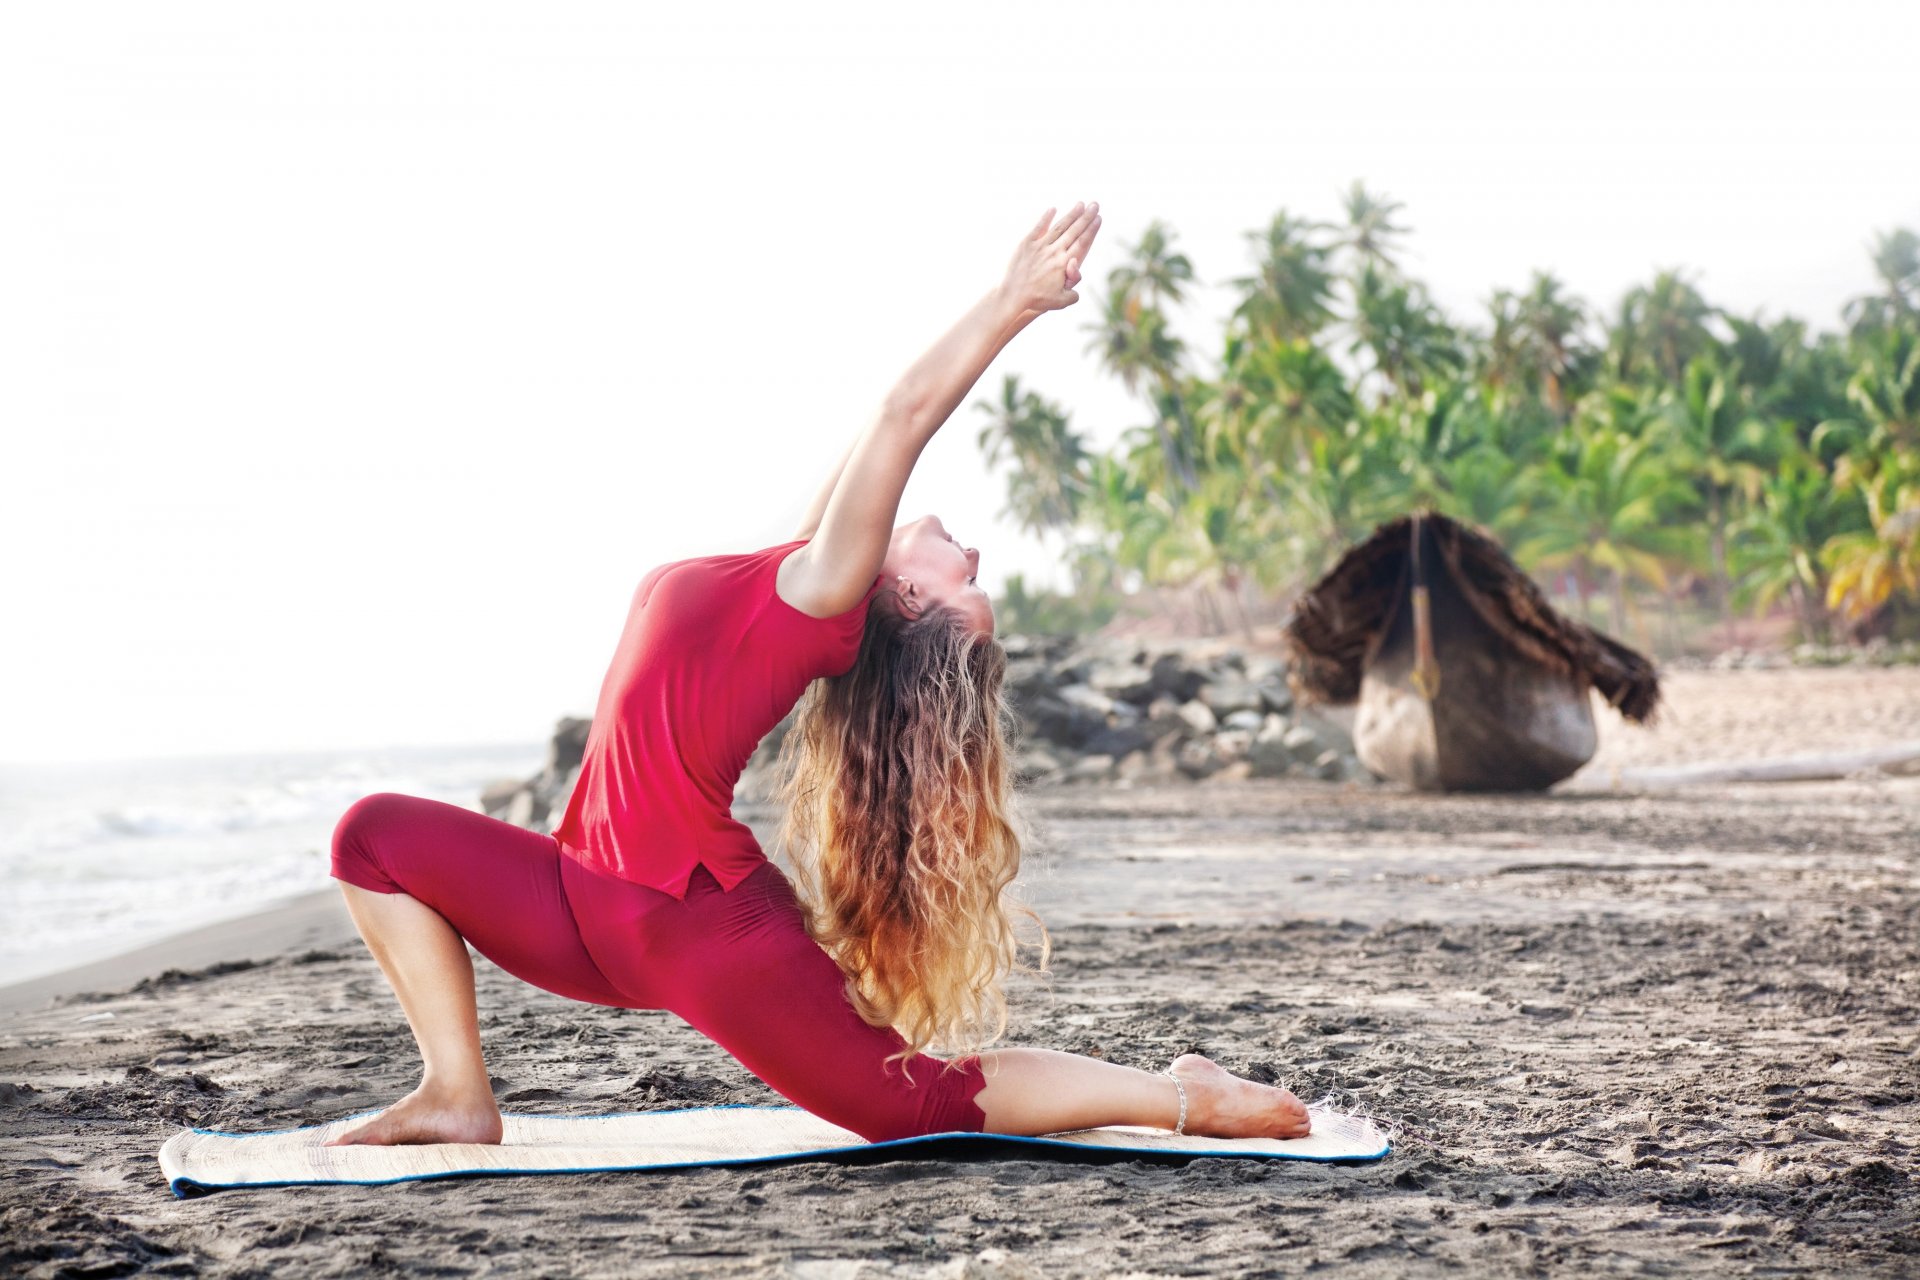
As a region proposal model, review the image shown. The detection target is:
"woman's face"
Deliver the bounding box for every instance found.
[887,514,994,638]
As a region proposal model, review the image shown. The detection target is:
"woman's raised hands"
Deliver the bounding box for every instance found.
[1002,201,1102,316]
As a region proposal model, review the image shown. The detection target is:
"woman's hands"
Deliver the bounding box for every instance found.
[1002,201,1102,318]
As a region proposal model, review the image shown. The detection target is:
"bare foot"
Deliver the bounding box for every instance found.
[1167,1054,1311,1140]
[322,1085,504,1147]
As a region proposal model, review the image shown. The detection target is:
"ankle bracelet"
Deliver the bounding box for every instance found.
[1162,1070,1188,1135]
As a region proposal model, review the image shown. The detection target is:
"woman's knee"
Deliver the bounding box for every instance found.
[828,1054,992,1144]
[329,792,416,893]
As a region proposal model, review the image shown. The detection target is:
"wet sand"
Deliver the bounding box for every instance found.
[3,667,1917,1277]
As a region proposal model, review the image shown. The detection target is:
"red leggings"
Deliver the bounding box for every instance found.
[329,792,989,1143]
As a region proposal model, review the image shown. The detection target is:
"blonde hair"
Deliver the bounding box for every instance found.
[771,593,1050,1072]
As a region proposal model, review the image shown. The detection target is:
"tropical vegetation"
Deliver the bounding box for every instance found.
[975,189,1920,650]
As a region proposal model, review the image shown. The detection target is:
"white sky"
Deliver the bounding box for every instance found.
[3,0,1915,765]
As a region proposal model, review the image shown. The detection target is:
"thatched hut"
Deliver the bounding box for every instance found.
[1282,510,1660,791]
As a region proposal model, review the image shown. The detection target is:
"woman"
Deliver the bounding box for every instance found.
[324,201,1311,1149]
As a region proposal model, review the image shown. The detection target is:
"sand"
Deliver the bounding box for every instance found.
[3,666,1917,1278]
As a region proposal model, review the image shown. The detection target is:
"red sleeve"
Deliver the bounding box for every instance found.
[754,540,884,682]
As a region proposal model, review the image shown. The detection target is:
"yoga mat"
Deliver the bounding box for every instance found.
[159,1103,1390,1197]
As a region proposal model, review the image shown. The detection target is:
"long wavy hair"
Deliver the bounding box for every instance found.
[771,589,1050,1073]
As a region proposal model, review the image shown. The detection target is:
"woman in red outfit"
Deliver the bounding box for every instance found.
[325,202,1311,1148]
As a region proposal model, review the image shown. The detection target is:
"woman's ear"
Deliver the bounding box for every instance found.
[895,575,922,617]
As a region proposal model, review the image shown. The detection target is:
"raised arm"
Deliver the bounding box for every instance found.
[783,203,1102,613]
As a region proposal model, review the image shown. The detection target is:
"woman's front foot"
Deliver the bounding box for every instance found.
[1168,1053,1311,1140]
[322,1081,504,1147]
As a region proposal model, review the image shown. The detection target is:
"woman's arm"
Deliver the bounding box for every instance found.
[791,304,1048,543]
[784,203,1102,609]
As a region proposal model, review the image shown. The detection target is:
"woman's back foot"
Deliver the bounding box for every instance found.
[1168,1053,1311,1140]
[322,1084,504,1147]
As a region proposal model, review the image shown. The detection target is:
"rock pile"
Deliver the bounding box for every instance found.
[480,635,1373,829]
[994,634,1370,788]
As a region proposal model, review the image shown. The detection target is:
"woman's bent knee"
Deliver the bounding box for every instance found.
[329,791,414,893]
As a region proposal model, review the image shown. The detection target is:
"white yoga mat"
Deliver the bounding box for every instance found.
[159,1103,1390,1197]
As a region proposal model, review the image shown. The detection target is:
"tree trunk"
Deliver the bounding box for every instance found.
[1709,488,1732,641]
[1224,568,1259,644]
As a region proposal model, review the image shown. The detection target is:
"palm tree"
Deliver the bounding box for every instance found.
[1084,277,1199,492]
[973,374,1091,537]
[1660,356,1782,628]
[1348,263,1465,402]
[1337,182,1409,276]
[1230,211,1337,344]
[1202,333,1353,477]
[1109,218,1194,311]
[1612,270,1716,385]
[1823,464,1920,630]
[1513,272,1592,415]
[1844,227,1920,337]
[1515,426,1700,635]
[1731,452,1867,642]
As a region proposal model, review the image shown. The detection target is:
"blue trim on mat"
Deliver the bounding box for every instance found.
[166,1105,1390,1198]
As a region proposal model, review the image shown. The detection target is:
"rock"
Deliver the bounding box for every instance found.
[541,716,592,787]
[1148,652,1208,702]
[479,778,524,818]
[1175,739,1222,779]
[1199,678,1264,717]
[1295,704,1357,754]
[1003,657,1054,698]
[1176,700,1219,736]
[1115,750,1179,785]
[1145,695,1186,731]
[504,788,543,830]
[1065,753,1116,784]
[1281,724,1324,763]
[1311,748,1345,781]
[1212,728,1254,764]
[1209,760,1256,783]
[1245,656,1288,682]
[1257,679,1294,715]
[1013,743,1065,784]
[1020,692,1109,748]
[1249,715,1294,778]
[1082,722,1159,760]
[1084,662,1157,705]
[1056,683,1118,718]
[1222,709,1265,732]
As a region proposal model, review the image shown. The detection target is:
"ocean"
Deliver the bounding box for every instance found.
[0,741,547,986]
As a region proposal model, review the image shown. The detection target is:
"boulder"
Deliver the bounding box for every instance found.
[1084,661,1157,705]
[1222,709,1265,733]
[1248,714,1294,777]
[1199,678,1264,717]
[1175,739,1222,779]
[1175,699,1219,737]
[1065,753,1116,784]
[1256,679,1294,715]
[479,777,525,818]
[1212,728,1254,764]
[1147,652,1209,702]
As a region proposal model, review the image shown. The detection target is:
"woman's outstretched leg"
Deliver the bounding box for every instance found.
[626,861,1309,1142]
[322,792,636,1147]
[324,882,504,1146]
[970,1049,1310,1139]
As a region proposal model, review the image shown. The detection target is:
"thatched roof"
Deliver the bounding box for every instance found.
[1282,511,1661,723]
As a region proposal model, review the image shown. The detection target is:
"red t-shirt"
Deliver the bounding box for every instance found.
[551,539,885,898]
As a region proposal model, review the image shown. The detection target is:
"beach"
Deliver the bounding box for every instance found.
[3,666,1916,1278]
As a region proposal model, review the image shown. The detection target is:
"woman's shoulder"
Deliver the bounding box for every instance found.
[770,540,885,621]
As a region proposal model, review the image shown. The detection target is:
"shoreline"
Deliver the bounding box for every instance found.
[0,887,354,1021]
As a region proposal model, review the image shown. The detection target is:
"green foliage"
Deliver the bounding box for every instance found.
[990,571,1120,638]
[971,193,1920,645]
